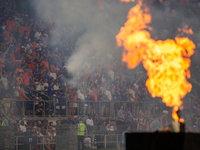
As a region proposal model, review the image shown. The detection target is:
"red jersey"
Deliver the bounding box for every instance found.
[41,61,49,70]
[19,89,26,100]
[23,72,30,86]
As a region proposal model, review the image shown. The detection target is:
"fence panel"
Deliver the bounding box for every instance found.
[0,99,165,117]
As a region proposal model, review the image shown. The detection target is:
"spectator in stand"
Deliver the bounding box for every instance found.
[86,115,94,126]
[2,93,13,116]
[56,120,61,126]
[105,87,112,115]
[1,73,8,93]
[40,126,47,143]
[34,64,40,80]
[53,82,59,92]
[64,117,71,124]
[41,57,49,70]
[160,110,169,129]
[35,29,41,40]
[100,121,107,132]
[99,89,106,116]
[19,116,28,125]
[72,116,80,124]
[19,121,26,132]
[48,81,54,98]
[125,105,133,125]
[107,122,117,131]
[113,87,121,116]
[72,92,78,115]
[150,115,160,132]
[19,84,31,115]
[117,105,125,125]
[106,116,113,125]
[50,68,57,80]
[23,69,30,87]
[137,110,147,131]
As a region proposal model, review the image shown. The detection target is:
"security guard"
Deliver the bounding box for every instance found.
[78,119,86,150]
[1,115,9,126]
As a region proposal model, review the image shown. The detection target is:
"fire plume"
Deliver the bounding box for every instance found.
[116,0,195,121]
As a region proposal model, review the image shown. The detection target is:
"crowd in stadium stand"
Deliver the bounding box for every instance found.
[1,0,200,140]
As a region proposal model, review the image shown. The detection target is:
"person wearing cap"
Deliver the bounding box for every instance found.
[72,116,80,124]
[78,119,86,150]
[160,110,169,129]
[1,115,9,126]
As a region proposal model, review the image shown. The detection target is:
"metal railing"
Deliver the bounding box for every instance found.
[0,98,167,117]
[90,133,122,149]
[24,86,50,100]
[15,135,56,150]
[0,99,54,117]
[15,133,121,150]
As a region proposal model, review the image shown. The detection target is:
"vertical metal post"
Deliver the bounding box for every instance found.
[1,100,2,116]
[43,136,45,150]
[117,135,118,149]
[99,102,101,116]
[88,102,90,115]
[92,135,94,148]
[110,101,114,117]
[54,99,56,116]
[16,136,18,150]
[104,135,106,149]
[77,101,79,115]
[33,101,35,117]
[66,98,68,116]
[29,144,31,150]
[44,101,46,117]
[23,101,25,115]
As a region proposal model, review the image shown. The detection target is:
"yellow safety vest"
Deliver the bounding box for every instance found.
[1,119,7,126]
[78,123,86,136]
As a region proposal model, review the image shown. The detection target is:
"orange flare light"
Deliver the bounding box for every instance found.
[116,0,195,121]
[178,25,193,35]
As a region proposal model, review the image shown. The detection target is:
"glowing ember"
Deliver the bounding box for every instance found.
[116,0,195,121]
[178,25,193,35]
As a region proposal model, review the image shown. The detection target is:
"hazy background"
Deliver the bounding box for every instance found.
[23,0,199,84]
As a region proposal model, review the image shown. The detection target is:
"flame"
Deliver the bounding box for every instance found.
[178,25,193,35]
[179,118,184,123]
[116,0,195,121]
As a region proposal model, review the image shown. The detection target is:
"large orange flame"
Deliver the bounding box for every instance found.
[116,0,195,121]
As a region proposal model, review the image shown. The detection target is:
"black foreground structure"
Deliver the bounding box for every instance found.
[126,132,200,150]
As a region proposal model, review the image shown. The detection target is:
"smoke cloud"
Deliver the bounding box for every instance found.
[31,0,135,82]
